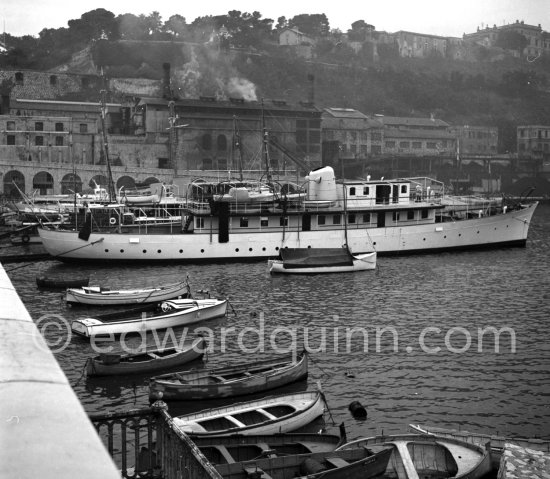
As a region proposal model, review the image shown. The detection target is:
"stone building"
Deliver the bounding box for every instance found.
[450,125,498,156]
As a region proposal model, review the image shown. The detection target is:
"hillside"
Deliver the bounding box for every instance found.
[79,40,550,153]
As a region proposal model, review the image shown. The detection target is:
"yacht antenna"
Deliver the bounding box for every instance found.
[261,99,271,182]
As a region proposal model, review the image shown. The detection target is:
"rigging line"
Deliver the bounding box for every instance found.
[5,237,105,273]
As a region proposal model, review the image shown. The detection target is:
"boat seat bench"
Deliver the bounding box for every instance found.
[324,456,349,468]
[243,465,273,479]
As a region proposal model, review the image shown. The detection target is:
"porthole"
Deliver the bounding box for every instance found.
[120,249,124,253]
[262,247,266,251]
[157,249,162,253]
[458,234,462,237]
[275,247,279,251]
[477,231,480,234]
[105,249,109,253]
[423,238,426,241]
[235,248,239,252]
[444,235,447,239]
[249,248,252,252]
[373,242,376,245]
[201,249,205,253]
[179,249,183,253]
[143,249,147,253]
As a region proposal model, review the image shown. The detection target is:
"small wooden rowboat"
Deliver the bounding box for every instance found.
[71,298,228,339]
[85,336,206,376]
[66,280,190,306]
[149,352,308,401]
[268,248,376,274]
[36,275,89,289]
[173,391,325,437]
[193,430,345,466]
[336,433,492,479]
[213,446,392,479]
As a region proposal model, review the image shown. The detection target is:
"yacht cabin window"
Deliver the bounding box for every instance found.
[196,217,205,228]
[401,185,408,194]
[260,217,268,227]
[421,210,429,219]
[333,215,341,224]
[279,217,288,227]
[349,214,356,224]
[240,217,249,227]
[349,187,356,196]
[407,210,415,220]
[318,215,326,226]
[363,213,371,223]
[363,187,370,195]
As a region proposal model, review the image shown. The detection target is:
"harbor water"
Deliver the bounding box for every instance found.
[5,203,550,442]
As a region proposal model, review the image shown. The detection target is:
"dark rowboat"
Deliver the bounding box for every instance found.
[213,445,392,479]
[36,275,89,289]
[86,336,206,376]
[193,430,345,466]
[149,352,308,401]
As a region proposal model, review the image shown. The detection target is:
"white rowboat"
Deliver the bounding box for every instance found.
[66,280,189,305]
[173,391,325,437]
[71,298,228,339]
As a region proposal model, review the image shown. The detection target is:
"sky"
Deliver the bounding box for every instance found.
[1,0,548,38]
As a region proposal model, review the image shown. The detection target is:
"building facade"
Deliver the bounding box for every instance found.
[451,125,498,156]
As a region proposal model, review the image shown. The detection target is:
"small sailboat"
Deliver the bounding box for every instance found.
[269,247,376,274]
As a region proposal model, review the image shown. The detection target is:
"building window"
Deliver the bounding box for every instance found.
[279,217,288,227]
[50,75,57,86]
[35,122,44,131]
[412,141,422,149]
[35,136,44,146]
[158,158,169,169]
[333,215,341,224]
[7,121,15,131]
[318,215,326,226]
[399,141,410,148]
[426,142,437,149]
[15,72,24,84]
[218,158,227,170]
[371,145,382,155]
[202,134,212,150]
[7,135,15,145]
[371,132,382,141]
[217,135,227,151]
[363,213,371,223]
[240,217,249,227]
[80,124,88,133]
[55,136,64,146]
[360,144,368,154]
[385,141,395,148]
[55,122,64,132]
[202,158,212,170]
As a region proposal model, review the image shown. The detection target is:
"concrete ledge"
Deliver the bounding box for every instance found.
[0,263,120,479]
[497,442,550,479]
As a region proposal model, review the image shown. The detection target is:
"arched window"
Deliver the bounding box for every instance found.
[217,134,227,151]
[61,173,83,194]
[202,134,212,150]
[33,171,54,195]
[116,176,136,190]
[4,170,25,197]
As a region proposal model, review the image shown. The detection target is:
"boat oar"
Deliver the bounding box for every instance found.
[6,237,105,273]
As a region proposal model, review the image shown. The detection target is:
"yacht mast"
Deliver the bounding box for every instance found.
[261,99,271,182]
[99,86,116,202]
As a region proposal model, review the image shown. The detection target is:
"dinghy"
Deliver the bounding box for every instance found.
[66,280,190,306]
[149,352,308,400]
[268,248,376,274]
[213,444,392,479]
[173,391,325,437]
[336,433,492,479]
[71,298,228,339]
[85,336,206,376]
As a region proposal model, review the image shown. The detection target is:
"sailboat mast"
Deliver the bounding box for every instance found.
[341,153,349,248]
[99,87,116,202]
[261,99,271,182]
[233,115,243,182]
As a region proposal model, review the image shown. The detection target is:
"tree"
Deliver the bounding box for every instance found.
[163,15,187,38]
[117,13,146,40]
[68,9,118,42]
[495,30,528,53]
[348,20,375,42]
[288,14,330,37]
